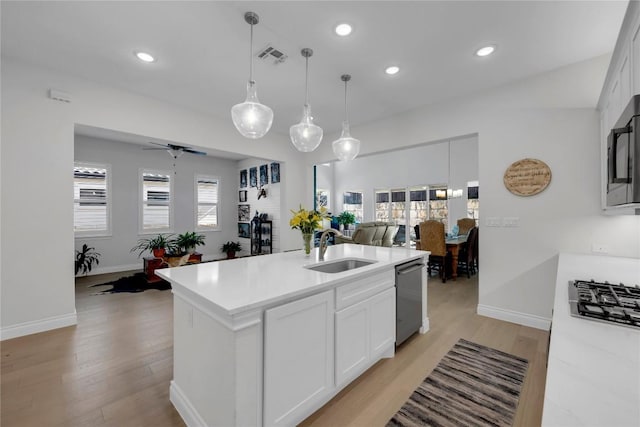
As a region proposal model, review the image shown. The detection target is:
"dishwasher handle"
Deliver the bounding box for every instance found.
[396,263,424,276]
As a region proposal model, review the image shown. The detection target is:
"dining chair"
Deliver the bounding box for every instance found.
[418,220,450,283]
[457,226,478,278]
[457,218,476,236]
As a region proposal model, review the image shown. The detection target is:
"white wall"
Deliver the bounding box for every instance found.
[1,58,308,339]
[330,136,478,229]
[237,158,283,253]
[310,54,640,329]
[74,135,243,271]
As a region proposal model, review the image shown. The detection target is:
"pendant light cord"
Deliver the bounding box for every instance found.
[249,22,254,83]
[304,56,309,106]
[344,79,348,122]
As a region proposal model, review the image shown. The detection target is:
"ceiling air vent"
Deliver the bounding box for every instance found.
[257,44,287,64]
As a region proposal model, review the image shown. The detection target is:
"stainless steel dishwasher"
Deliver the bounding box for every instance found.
[395,259,425,346]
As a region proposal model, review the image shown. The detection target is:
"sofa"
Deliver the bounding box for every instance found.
[335,221,398,247]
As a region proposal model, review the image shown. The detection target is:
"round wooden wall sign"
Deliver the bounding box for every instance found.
[503,158,552,196]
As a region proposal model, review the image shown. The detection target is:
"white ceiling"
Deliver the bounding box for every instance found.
[1,1,629,141]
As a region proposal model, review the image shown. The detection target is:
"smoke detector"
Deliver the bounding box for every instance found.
[257,44,288,64]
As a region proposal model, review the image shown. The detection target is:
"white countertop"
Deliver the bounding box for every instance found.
[542,253,640,427]
[157,244,426,316]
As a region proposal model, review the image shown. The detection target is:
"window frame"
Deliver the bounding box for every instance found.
[342,190,364,222]
[74,161,112,238]
[195,174,221,232]
[139,168,174,235]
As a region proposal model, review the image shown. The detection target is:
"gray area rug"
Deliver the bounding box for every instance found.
[387,338,528,427]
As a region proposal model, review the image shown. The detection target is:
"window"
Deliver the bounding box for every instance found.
[74,162,111,236]
[390,189,406,225]
[467,180,479,223]
[408,188,428,228]
[374,190,390,221]
[428,186,448,230]
[342,191,363,222]
[196,175,219,230]
[140,170,172,232]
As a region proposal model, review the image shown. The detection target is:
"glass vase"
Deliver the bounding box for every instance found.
[302,233,313,256]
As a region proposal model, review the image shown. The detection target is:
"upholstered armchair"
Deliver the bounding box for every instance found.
[334,221,398,247]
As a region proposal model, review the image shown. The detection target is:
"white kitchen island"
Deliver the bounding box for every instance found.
[157,243,428,427]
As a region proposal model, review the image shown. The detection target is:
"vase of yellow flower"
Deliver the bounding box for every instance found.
[290,205,329,256]
[302,232,313,256]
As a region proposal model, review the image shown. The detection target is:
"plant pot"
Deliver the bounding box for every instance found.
[152,248,166,258]
[226,251,236,259]
[186,246,196,254]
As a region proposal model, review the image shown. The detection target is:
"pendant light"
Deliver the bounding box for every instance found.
[332,74,360,161]
[231,12,273,139]
[289,48,323,152]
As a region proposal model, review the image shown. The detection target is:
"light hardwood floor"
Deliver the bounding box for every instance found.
[2,271,549,426]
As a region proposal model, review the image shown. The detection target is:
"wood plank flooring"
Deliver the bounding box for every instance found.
[2,271,549,426]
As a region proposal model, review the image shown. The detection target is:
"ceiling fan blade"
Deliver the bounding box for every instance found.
[184,149,207,156]
[142,147,168,150]
[148,141,168,148]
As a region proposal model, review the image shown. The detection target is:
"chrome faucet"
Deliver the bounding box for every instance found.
[318,229,342,261]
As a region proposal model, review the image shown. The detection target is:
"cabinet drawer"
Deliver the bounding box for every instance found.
[335,269,394,310]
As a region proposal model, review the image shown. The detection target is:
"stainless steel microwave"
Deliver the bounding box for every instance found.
[607,94,640,207]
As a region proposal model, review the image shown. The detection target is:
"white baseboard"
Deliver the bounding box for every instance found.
[477,304,551,331]
[170,380,207,427]
[76,263,141,277]
[420,316,430,334]
[1,311,77,341]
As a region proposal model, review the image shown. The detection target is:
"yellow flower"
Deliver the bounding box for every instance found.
[289,205,330,234]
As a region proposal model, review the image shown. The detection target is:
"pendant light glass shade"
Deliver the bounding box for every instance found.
[290,104,323,151]
[332,121,360,161]
[332,74,360,161]
[232,81,273,139]
[290,48,323,152]
[231,12,273,139]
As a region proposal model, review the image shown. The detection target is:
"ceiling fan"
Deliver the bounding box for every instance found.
[144,142,207,159]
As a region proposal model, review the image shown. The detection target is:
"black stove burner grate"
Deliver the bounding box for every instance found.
[569,280,640,329]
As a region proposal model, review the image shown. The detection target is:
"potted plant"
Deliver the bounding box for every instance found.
[336,211,356,231]
[221,241,242,259]
[176,231,206,254]
[75,244,100,275]
[130,234,176,258]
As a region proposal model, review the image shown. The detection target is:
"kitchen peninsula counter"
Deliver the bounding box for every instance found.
[542,253,640,427]
[157,244,428,427]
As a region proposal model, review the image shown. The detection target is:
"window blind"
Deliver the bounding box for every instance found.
[197,177,218,229]
[74,165,108,233]
[142,171,171,230]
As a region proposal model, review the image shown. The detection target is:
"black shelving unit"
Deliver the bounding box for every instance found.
[251,220,272,255]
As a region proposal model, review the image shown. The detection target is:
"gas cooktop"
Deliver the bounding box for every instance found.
[568,280,640,329]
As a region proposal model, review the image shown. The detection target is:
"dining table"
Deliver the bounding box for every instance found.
[413,233,468,280]
[445,234,467,280]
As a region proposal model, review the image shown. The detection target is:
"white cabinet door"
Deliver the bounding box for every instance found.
[264,290,334,427]
[619,55,631,111]
[335,299,369,387]
[369,287,396,358]
[335,286,396,388]
[632,17,640,95]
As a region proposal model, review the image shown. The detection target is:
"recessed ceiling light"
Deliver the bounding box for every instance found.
[385,66,400,75]
[475,45,496,57]
[135,51,155,63]
[335,23,352,36]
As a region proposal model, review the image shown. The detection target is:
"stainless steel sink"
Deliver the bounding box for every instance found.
[305,258,377,274]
